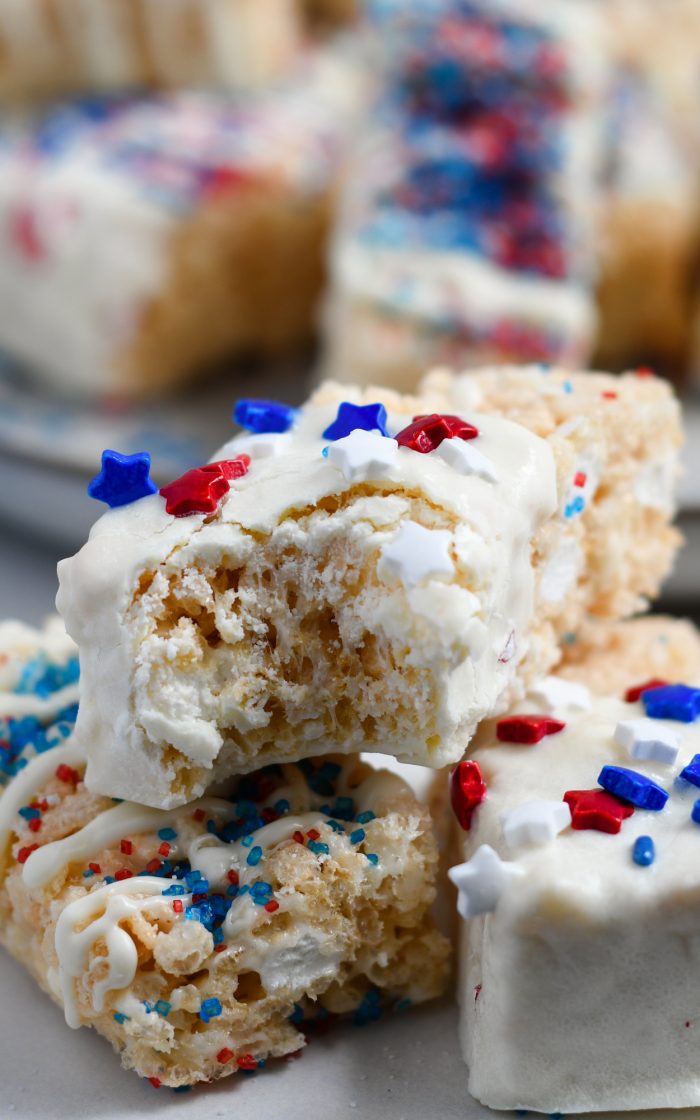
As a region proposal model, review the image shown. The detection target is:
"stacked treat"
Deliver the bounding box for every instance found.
[0,360,698,1111]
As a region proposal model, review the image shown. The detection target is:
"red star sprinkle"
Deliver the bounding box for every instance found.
[160,455,250,517]
[624,678,669,704]
[563,788,634,834]
[394,413,479,454]
[496,715,566,744]
[450,760,487,831]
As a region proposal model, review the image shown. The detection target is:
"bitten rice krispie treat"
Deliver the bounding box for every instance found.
[0,738,449,1088]
[323,0,607,390]
[0,0,301,103]
[0,52,365,397]
[448,674,700,1112]
[56,365,682,807]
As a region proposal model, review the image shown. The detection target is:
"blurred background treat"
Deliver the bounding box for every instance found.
[0,0,698,625]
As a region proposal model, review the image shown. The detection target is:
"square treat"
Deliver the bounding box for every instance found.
[0,52,364,397]
[324,0,607,389]
[450,677,700,1112]
[0,732,449,1087]
[57,365,681,807]
[0,0,301,102]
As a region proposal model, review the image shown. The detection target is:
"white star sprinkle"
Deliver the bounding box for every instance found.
[218,433,291,460]
[327,429,399,483]
[436,437,499,482]
[377,520,454,590]
[448,845,523,919]
[614,718,681,766]
[530,676,591,712]
[501,800,572,851]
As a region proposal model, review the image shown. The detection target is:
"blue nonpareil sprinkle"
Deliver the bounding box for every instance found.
[334,796,355,821]
[113,1012,129,1024]
[199,998,222,1023]
[289,1003,304,1024]
[632,836,655,867]
[366,853,379,866]
[247,845,263,866]
[326,819,345,833]
[191,878,210,895]
[18,806,41,821]
[172,1086,192,1094]
[226,884,239,898]
[307,840,330,856]
[354,989,382,1026]
[162,883,185,896]
[355,810,376,825]
[184,869,203,888]
[350,828,366,845]
[158,828,177,842]
[241,835,254,848]
[213,927,225,945]
[274,799,290,815]
[154,1000,171,1018]
[82,868,95,878]
[250,881,273,904]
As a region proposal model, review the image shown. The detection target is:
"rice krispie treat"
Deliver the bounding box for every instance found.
[0,53,364,398]
[448,674,700,1112]
[56,365,682,807]
[323,0,607,389]
[558,616,700,696]
[0,0,301,103]
[0,738,449,1088]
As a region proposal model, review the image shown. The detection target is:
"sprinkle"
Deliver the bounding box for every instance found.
[293,831,305,844]
[199,998,222,1024]
[217,1048,234,1064]
[192,809,206,822]
[17,844,39,864]
[113,1012,129,1024]
[234,398,296,435]
[184,869,203,888]
[241,835,254,848]
[356,810,375,825]
[378,520,454,589]
[530,677,591,711]
[365,853,379,865]
[154,1000,171,1017]
[88,862,101,874]
[158,842,171,857]
[680,755,700,788]
[625,679,668,704]
[327,429,398,483]
[88,450,157,509]
[56,763,80,784]
[502,800,571,849]
[573,471,587,487]
[274,799,290,815]
[264,900,280,913]
[350,828,366,845]
[236,1054,258,1071]
[394,413,478,454]
[147,1077,162,1089]
[642,684,700,724]
[247,845,263,867]
[120,839,133,855]
[160,457,249,518]
[307,828,320,841]
[115,869,134,881]
[146,859,162,874]
[28,818,42,833]
[82,868,95,878]
[450,760,487,831]
[227,869,240,886]
[598,766,668,811]
[162,883,185,896]
[496,715,565,745]
[692,800,700,826]
[172,900,184,913]
[158,828,177,842]
[564,788,635,834]
[632,836,655,866]
[614,719,680,766]
[449,845,522,919]
[602,390,618,400]
[308,840,330,855]
[323,401,389,441]
[250,882,273,904]
[18,806,40,821]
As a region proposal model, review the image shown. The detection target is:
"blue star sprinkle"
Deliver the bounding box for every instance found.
[679,754,700,789]
[322,401,389,441]
[87,450,157,509]
[234,399,297,434]
[598,765,668,811]
[642,684,700,723]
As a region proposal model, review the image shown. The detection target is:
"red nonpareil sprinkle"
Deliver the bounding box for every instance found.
[496,715,566,745]
[115,868,134,881]
[28,818,42,833]
[172,900,184,914]
[120,839,133,855]
[158,842,171,857]
[88,862,101,874]
[264,900,279,913]
[236,1055,258,1071]
[261,807,279,824]
[56,763,80,784]
[450,760,487,832]
[192,892,207,903]
[17,844,39,864]
[601,390,618,400]
[38,799,49,812]
[624,678,669,704]
[192,809,206,822]
[147,1077,162,1089]
[635,366,655,377]
[293,831,304,845]
[146,859,161,874]
[226,869,239,886]
[573,471,587,488]
[217,1049,234,1064]
[214,944,227,954]
[306,828,320,841]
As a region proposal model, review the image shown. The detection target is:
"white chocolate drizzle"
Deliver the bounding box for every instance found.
[0,740,85,872]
